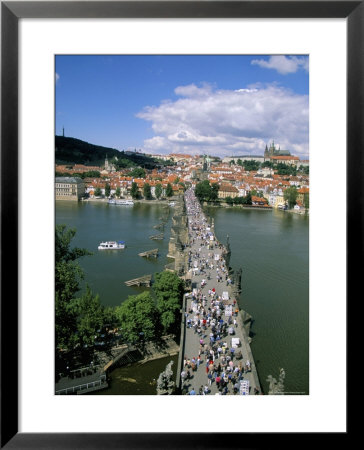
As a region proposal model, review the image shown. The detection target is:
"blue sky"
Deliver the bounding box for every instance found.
[55,55,309,158]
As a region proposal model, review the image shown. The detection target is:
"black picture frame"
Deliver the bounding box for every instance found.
[1,1,358,448]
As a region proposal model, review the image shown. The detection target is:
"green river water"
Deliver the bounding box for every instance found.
[56,200,309,395]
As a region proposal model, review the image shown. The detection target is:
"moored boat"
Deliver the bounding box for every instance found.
[109,199,134,206]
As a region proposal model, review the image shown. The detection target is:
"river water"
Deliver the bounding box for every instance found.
[56,200,309,395]
[56,200,173,307]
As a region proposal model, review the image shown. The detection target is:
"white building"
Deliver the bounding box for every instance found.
[55,177,85,201]
[222,155,265,164]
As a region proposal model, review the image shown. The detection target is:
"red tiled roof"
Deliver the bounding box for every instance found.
[298,187,309,194]
[270,156,300,161]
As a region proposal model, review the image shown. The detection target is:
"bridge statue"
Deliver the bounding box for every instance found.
[156,360,175,395]
[267,368,286,395]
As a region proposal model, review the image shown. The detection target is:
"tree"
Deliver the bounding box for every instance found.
[210,183,219,201]
[115,186,121,198]
[243,160,260,171]
[105,183,111,197]
[284,186,298,209]
[115,292,159,343]
[299,165,309,175]
[304,192,310,210]
[55,225,92,351]
[155,183,163,199]
[153,271,184,334]
[143,182,152,200]
[56,287,81,351]
[225,196,234,205]
[70,170,100,179]
[130,182,139,199]
[103,306,118,327]
[277,163,297,176]
[195,180,219,202]
[128,167,146,178]
[77,286,104,347]
[94,187,102,197]
[56,225,91,264]
[195,180,211,202]
[243,192,252,205]
[154,271,184,300]
[166,183,173,198]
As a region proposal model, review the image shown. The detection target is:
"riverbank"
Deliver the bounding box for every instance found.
[79,197,177,205]
[201,200,309,215]
[201,201,272,210]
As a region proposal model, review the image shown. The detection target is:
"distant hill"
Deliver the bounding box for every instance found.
[55,136,164,169]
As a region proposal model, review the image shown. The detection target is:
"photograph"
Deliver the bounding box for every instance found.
[1,0,356,443]
[55,54,309,396]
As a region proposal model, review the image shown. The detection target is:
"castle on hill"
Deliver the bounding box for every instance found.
[264,141,291,160]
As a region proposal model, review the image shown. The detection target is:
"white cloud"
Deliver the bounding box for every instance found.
[234,88,258,93]
[174,83,212,97]
[55,72,60,84]
[137,83,309,158]
[251,56,309,75]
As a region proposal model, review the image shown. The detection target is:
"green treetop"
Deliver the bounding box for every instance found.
[128,167,146,178]
[284,186,298,209]
[94,187,102,197]
[155,183,163,199]
[166,183,173,198]
[77,286,105,348]
[143,182,152,200]
[130,181,139,199]
[115,291,159,343]
[153,271,185,335]
[55,225,92,351]
[195,180,220,202]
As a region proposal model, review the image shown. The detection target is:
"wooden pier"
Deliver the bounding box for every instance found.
[138,249,159,258]
[153,223,164,230]
[125,274,152,287]
[150,233,164,240]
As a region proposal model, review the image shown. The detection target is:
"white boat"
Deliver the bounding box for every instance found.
[168,202,176,206]
[109,199,134,206]
[98,241,126,250]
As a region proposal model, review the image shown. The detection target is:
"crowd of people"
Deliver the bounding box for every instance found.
[180,188,260,395]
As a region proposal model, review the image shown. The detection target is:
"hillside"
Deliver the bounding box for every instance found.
[55,136,165,169]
